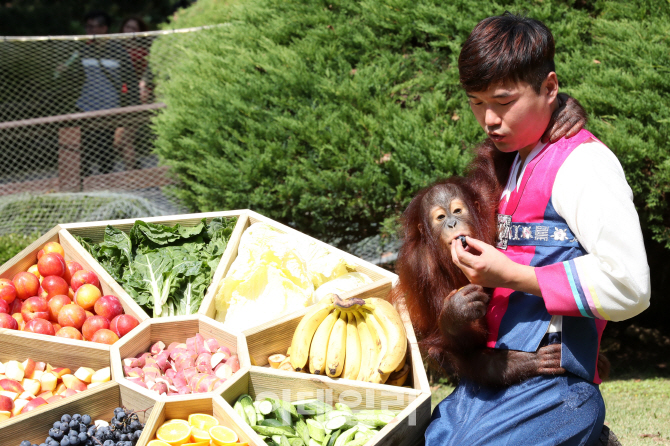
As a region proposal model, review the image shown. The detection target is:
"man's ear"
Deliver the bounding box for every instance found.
[544,72,559,103]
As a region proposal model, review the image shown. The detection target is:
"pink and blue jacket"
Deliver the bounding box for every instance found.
[486,130,607,384]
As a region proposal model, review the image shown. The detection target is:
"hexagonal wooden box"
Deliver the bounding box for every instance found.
[219,368,431,446]
[0,381,159,445]
[110,313,251,402]
[0,225,147,348]
[0,328,111,425]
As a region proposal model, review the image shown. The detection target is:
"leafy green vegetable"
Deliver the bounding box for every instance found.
[76,217,237,317]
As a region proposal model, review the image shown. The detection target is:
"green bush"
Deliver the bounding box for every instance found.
[0,233,38,266]
[151,0,670,248]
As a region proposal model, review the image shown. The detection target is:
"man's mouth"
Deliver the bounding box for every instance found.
[488,133,505,142]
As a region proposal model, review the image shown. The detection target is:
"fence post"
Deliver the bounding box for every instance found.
[58,126,81,192]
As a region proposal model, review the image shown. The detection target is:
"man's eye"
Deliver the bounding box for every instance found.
[437,214,446,221]
[499,100,514,106]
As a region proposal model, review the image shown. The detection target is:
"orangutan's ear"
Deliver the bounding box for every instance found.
[418,223,424,235]
[473,201,481,213]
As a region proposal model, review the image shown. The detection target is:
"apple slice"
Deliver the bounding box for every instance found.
[91,367,110,384]
[61,389,78,397]
[4,361,24,382]
[61,374,87,391]
[31,370,44,381]
[34,362,46,373]
[0,410,10,421]
[40,373,58,392]
[0,362,5,374]
[87,382,103,389]
[20,396,47,414]
[0,394,13,411]
[0,391,18,401]
[73,367,95,383]
[51,367,71,379]
[21,359,36,379]
[0,379,24,394]
[12,399,29,416]
[46,395,65,403]
[20,378,40,397]
[37,390,53,400]
[18,391,34,401]
[54,382,66,395]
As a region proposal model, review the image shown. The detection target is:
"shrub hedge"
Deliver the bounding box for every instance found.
[151,0,670,250]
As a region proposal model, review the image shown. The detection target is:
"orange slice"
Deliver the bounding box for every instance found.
[188,413,219,430]
[147,441,171,446]
[183,442,210,446]
[209,425,238,445]
[190,427,211,443]
[157,420,192,446]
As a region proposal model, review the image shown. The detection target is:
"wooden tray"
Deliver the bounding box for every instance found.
[0,225,147,348]
[0,328,111,425]
[60,210,246,321]
[242,280,430,395]
[110,313,251,402]
[137,393,259,446]
[220,368,431,446]
[0,381,159,445]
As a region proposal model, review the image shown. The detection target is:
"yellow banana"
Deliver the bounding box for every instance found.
[354,310,373,381]
[289,297,335,371]
[363,298,408,375]
[342,312,361,380]
[309,309,339,375]
[326,310,348,377]
[361,308,384,383]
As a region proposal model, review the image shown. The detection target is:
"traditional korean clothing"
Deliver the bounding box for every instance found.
[425,129,650,445]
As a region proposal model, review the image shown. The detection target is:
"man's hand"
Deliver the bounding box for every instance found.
[541,93,587,144]
[451,236,542,296]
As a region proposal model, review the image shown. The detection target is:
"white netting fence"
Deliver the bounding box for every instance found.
[0,26,219,235]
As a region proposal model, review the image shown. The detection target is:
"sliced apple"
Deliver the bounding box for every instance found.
[0,394,13,411]
[51,367,71,379]
[21,378,40,397]
[0,410,10,421]
[40,373,58,392]
[87,382,103,389]
[46,395,65,403]
[54,382,66,395]
[20,397,47,414]
[0,391,18,401]
[21,359,36,379]
[18,391,34,401]
[61,374,87,391]
[4,361,24,382]
[90,367,111,384]
[0,362,5,374]
[73,367,95,383]
[61,389,78,397]
[12,399,29,416]
[0,379,24,394]
[34,362,46,373]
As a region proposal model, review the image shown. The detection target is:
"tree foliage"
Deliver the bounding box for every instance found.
[151,0,670,249]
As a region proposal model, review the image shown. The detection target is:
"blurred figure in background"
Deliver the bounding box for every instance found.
[56,11,140,177]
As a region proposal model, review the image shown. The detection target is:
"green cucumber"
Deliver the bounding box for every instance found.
[321,433,331,446]
[324,416,347,431]
[234,399,249,424]
[237,394,257,426]
[327,429,341,446]
[353,412,393,427]
[333,426,358,446]
[295,418,311,445]
[333,403,352,413]
[293,399,332,416]
[306,418,326,441]
[251,425,298,437]
[289,439,306,446]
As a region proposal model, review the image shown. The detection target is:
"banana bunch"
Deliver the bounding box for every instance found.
[288,293,410,385]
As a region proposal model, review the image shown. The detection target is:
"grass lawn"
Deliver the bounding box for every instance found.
[430,378,670,445]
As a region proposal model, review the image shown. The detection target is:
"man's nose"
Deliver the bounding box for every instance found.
[485,107,502,127]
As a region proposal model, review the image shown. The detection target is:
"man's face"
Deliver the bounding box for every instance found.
[85,19,109,35]
[466,73,558,157]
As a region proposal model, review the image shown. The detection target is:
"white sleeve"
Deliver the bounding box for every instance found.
[547,139,650,321]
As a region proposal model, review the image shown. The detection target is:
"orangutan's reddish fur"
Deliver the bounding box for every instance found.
[392,140,513,357]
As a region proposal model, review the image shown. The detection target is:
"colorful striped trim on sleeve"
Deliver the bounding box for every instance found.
[563,259,610,320]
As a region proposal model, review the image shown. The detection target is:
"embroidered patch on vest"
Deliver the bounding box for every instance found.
[506,222,579,247]
[496,214,512,250]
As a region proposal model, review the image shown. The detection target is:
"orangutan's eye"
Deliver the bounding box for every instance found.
[437,214,446,221]
[453,208,462,214]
